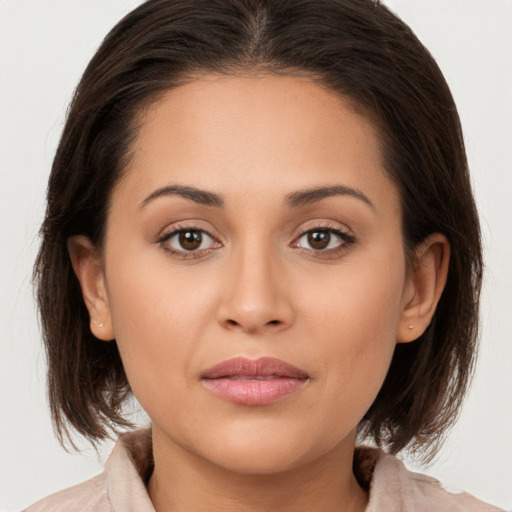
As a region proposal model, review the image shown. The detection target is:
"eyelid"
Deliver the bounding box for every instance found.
[155,219,221,243]
[292,227,354,246]
[291,220,354,240]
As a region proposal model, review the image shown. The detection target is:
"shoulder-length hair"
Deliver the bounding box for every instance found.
[35,0,482,459]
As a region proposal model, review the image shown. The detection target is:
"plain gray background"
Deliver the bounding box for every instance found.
[1,1,511,510]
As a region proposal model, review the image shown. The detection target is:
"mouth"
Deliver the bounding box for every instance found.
[200,357,309,405]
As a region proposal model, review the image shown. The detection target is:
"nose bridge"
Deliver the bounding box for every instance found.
[218,233,294,333]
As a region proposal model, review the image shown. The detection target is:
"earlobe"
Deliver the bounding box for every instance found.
[67,235,115,341]
[397,233,450,343]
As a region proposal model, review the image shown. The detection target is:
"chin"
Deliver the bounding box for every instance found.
[193,419,345,476]
[208,442,310,475]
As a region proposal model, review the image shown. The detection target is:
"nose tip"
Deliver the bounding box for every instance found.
[217,255,294,335]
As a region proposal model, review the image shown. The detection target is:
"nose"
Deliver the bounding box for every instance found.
[217,244,295,335]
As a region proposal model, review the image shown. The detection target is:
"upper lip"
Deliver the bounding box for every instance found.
[201,357,309,380]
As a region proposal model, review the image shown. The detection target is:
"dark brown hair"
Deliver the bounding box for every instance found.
[35,0,482,458]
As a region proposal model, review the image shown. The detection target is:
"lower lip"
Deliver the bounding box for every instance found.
[201,377,308,405]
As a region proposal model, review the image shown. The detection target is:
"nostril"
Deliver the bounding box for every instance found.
[223,318,281,330]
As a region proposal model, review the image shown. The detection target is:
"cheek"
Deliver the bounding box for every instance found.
[103,249,219,409]
[296,253,406,412]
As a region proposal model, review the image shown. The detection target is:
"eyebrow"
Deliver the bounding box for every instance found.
[139,183,374,211]
[139,185,224,209]
[285,185,375,210]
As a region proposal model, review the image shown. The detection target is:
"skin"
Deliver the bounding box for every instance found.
[70,74,449,512]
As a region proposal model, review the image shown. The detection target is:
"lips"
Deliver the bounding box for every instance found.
[201,357,309,405]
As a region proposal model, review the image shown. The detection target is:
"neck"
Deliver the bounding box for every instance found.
[148,428,368,512]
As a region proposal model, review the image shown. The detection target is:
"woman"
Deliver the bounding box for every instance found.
[21,0,503,510]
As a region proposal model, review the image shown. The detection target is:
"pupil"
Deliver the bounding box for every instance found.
[179,231,202,250]
[308,231,330,250]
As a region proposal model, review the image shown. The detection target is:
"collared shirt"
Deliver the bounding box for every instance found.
[24,429,502,511]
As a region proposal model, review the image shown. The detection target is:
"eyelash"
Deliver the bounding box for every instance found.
[157,225,220,260]
[292,226,355,257]
[157,224,355,260]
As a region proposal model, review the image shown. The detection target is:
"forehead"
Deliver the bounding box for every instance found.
[116,73,398,214]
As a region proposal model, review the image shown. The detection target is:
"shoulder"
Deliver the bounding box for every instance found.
[355,446,503,512]
[23,430,155,512]
[23,473,110,512]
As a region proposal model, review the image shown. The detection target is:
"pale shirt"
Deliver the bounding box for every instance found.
[24,429,502,512]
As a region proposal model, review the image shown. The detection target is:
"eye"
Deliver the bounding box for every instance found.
[292,228,354,252]
[159,228,220,256]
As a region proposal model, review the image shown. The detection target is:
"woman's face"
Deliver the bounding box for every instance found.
[97,74,416,473]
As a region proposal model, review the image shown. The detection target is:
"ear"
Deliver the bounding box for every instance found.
[397,233,450,343]
[68,235,115,341]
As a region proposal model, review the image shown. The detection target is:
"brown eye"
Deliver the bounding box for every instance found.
[161,228,219,254]
[293,227,353,253]
[179,230,203,250]
[307,230,331,250]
